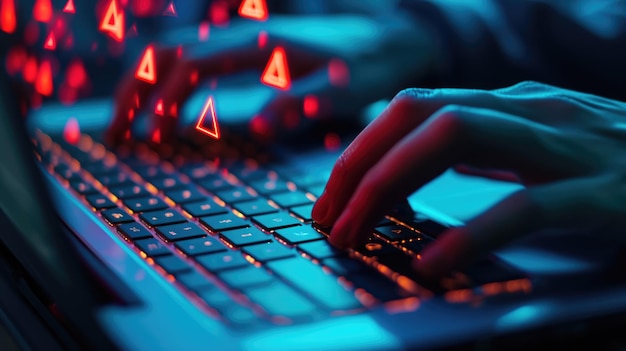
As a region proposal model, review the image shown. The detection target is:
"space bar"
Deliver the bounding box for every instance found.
[267,257,362,311]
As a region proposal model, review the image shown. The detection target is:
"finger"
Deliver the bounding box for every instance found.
[413,176,601,280]
[327,105,592,248]
[453,165,522,183]
[106,46,179,145]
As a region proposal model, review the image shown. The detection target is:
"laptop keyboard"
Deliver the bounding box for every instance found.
[33,131,529,327]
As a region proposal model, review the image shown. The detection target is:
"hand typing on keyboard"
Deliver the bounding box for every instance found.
[312,81,626,280]
[105,15,433,144]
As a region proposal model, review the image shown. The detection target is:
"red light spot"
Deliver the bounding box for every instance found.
[303,95,319,118]
[63,117,81,145]
[261,47,290,90]
[163,1,177,16]
[99,0,125,42]
[249,115,271,139]
[195,96,220,140]
[5,46,26,75]
[63,0,75,14]
[257,30,268,48]
[238,0,268,21]
[198,21,209,42]
[176,45,183,58]
[155,99,163,116]
[35,60,54,97]
[169,103,177,117]
[33,0,52,23]
[44,31,56,50]
[324,133,341,151]
[328,58,350,87]
[124,129,131,140]
[66,59,87,88]
[130,0,166,17]
[209,0,230,27]
[151,128,161,143]
[128,109,135,121]
[135,45,156,84]
[189,70,198,85]
[0,0,16,34]
[23,56,38,83]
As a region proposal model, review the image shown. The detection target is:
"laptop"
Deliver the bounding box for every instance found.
[3,17,626,351]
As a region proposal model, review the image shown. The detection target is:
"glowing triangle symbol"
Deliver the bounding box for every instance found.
[238,0,267,21]
[195,96,220,140]
[135,45,156,84]
[99,0,124,42]
[44,31,56,50]
[261,47,290,90]
[163,1,177,16]
[63,0,75,13]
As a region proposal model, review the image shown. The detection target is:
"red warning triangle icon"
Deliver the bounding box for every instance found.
[261,47,290,90]
[44,31,56,50]
[99,0,124,42]
[238,0,268,21]
[195,96,220,139]
[63,0,75,13]
[163,1,177,16]
[135,45,156,84]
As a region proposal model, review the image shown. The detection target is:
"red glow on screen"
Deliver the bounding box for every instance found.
[198,21,209,42]
[5,46,26,75]
[209,0,230,27]
[195,96,220,140]
[127,109,135,121]
[324,132,341,151]
[63,0,76,14]
[44,31,56,50]
[63,117,81,145]
[328,58,350,87]
[261,47,290,90]
[35,60,54,96]
[163,1,177,16]
[100,0,125,42]
[33,0,53,23]
[238,0,268,21]
[66,59,87,88]
[257,30,268,48]
[135,45,157,84]
[23,57,38,83]
[0,0,16,34]
[303,95,319,118]
[151,128,161,143]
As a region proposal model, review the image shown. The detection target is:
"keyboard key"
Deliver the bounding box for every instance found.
[375,225,420,242]
[230,166,268,181]
[134,238,171,257]
[289,204,313,221]
[196,251,249,272]
[249,179,290,195]
[197,176,234,192]
[155,222,206,241]
[124,196,168,213]
[215,187,256,204]
[150,176,186,190]
[298,241,346,260]
[181,163,218,180]
[165,186,205,204]
[175,236,227,256]
[140,209,187,227]
[274,226,324,245]
[134,165,170,180]
[403,238,431,254]
[411,219,448,239]
[85,194,116,210]
[345,272,405,302]
[246,282,316,318]
[54,163,80,181]
[197,288,233,310]
[270,190,312,208]
[199,213,249,232]
[101,208,134,225]
[233,199,278,216]
[70,179,98,195]
[267,258,362,311]
[252,212,301,231]
[219,266,273,290]
[98,172,133,187]
[154,255,192,274]
[118,222,152,240]
[356,238,402,258]
[322,257,370,276]
[221,304,258,325]
[176,271,214,291]
[110,184,150,199]
[242,241,294,262]
[306,184,324,197]
[182,199,227,217]
[220,227,271,247]
[85,162,119,176]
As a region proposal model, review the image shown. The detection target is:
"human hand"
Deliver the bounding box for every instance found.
[312,81,626,280]
[105,14,436,144]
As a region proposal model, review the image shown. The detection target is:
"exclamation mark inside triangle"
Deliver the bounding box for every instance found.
[99,0,125,42]
[238,0,268,21]
[63,0,75,13]
[261,47,290,90]
[195,96,220,140]
[135,45,156,84]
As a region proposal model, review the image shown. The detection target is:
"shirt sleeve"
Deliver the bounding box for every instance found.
[399,0,626,100]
